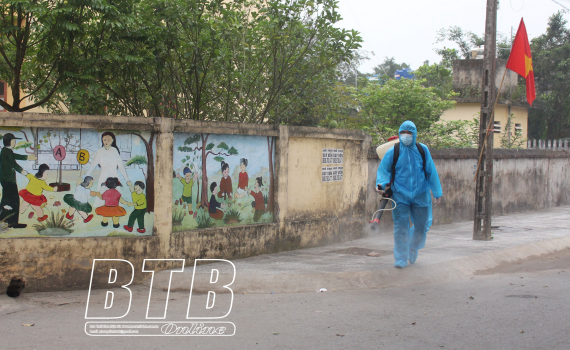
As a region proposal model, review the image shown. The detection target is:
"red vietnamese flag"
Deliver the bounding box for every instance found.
[506,19,536,105]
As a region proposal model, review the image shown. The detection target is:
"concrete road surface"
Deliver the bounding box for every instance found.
[2,249,570,350]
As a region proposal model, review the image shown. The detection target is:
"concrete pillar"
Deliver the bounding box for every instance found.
[276,125,289,231]
[153,117,174,257]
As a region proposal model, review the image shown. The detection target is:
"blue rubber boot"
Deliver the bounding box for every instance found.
[409,249,418,264]
[394,260,408,268]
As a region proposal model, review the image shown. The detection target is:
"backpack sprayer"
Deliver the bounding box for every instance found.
[369,184,396,231]
[369,136,399,231]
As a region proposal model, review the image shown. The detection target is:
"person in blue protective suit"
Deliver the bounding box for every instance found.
[375,120,443,268]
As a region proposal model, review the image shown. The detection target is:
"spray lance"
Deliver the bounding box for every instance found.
[370,136,399,231]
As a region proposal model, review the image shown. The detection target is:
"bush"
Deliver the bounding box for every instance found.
[223,209,242,225]
[196,208,215,229]
[172,208,186,226]
[33,211,74,235]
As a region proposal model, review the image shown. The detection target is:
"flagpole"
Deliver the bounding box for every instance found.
[473,67,508,182]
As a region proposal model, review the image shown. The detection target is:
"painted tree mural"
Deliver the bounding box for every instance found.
[113,130,155,213]
[38,129,80,183]
[126,155,148,178]
[0,126,38,155]
[178,134,238,208]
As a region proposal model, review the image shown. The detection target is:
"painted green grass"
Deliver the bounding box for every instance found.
[33,211,74,236]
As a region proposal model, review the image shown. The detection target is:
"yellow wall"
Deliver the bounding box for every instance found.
[440,102,528,148]
[1,83,53,113]
[0,114,371,293]
[287,138,364,219]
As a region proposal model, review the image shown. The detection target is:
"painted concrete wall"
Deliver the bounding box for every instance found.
[171,133,275,230]
[0,113,370,294]
[0,127,154,238]
[366,148,570,232]
[440,103,528,148]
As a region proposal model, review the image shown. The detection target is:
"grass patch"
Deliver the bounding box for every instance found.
[33,211,74,235]
[173,208,187,226]
[196,208,215,228]
[223,208,242,224]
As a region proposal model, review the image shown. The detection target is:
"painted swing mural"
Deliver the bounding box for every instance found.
[172,133,275,231]
[0,127,155,238]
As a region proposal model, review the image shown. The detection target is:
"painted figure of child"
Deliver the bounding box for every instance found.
[234,158,249,199]
[93,177,133,228]
[248,176,266,222]
[19,164,58,222]
[217,161,233,199]
[124,181,147,234]
[209,182,226,220]
[64,176,95,223]
[177,167,198,214]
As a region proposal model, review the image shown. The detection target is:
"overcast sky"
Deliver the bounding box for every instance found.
[335,0,570,74]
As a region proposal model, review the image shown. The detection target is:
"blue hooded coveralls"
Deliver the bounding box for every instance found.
[376,121,443,268]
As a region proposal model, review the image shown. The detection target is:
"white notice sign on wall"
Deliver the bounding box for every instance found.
[322,166,343,182]
[322,148,343,164]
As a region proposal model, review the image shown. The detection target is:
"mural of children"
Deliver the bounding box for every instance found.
[85,132,132,207]
[0,132,37,228]
[217,161,233,200]
[93,177,133,228]
[176,167,198,214]
[124,181,147,233]
[248,176,266,222]
[234,158,249,199]
[64,176,94,223]
[18,164,58,222]
[209,182,226,220]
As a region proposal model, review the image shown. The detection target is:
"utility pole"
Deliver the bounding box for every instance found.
[473,0,498,241]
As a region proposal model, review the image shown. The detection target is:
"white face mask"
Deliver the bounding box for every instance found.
[401,134,413,146]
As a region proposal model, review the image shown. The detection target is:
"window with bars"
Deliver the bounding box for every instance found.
[514,123,522,135]
[493,121,501,133]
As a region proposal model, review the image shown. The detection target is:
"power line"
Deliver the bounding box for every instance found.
[551,0,570,11]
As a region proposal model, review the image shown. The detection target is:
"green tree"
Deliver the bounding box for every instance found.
[372,57,410,81]
[418,119,479,149]
[0,0,132,112]
[528,12,570,139]
[413,63,453,98]
[351,78,456,144]
[434,26,511,67]
[435,26,483,60]
[500,114,526,149]
[44,0,361,127]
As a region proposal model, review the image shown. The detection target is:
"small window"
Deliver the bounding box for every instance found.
[493,121,501,133]
[515,123,522,131]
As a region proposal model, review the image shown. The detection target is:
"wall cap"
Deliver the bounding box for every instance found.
[367,146,570,159]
